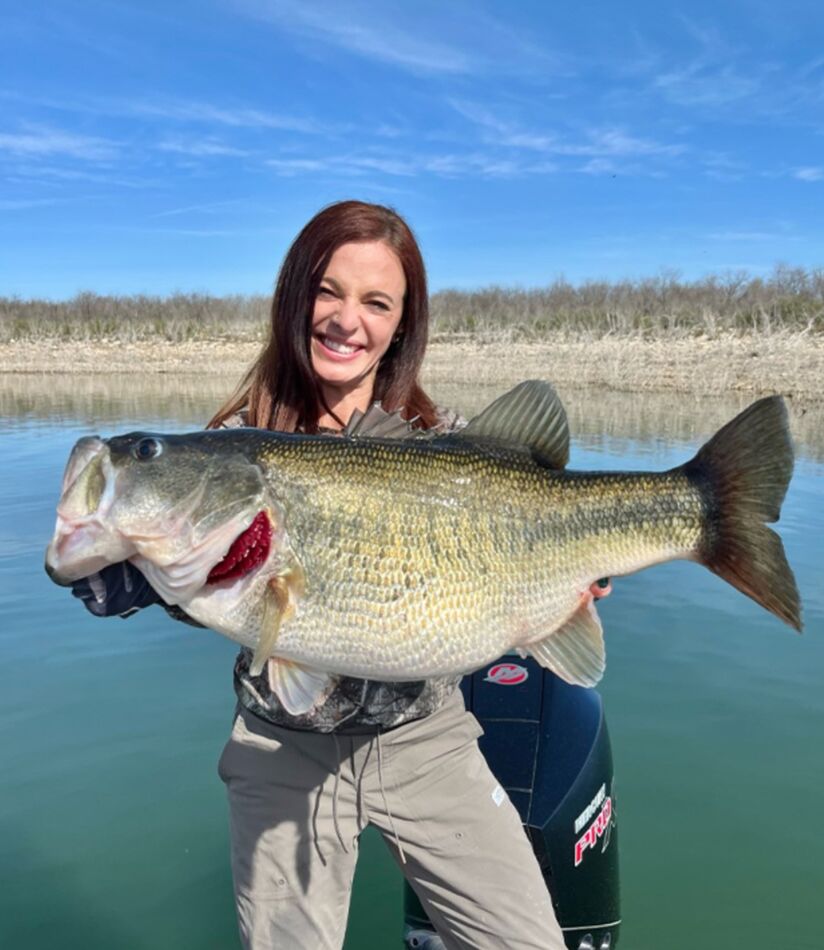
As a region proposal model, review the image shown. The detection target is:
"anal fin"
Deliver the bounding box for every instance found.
[266,659,335,715]
[527,594,606,688]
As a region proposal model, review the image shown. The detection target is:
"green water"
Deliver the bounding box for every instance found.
[2,375,822,949]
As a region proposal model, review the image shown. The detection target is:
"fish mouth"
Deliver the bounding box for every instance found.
[206,510,272,585]
[46,438,134,584]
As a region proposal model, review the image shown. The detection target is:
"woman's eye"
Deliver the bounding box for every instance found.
[367,299,390,311]
[317,287,335,298]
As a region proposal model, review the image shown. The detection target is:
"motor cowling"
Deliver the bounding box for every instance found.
[403,655,620,950]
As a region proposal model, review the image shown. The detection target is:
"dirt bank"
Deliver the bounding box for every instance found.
[0,333,821,401]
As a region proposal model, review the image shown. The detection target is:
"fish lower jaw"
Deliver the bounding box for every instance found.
[45,515,133,584]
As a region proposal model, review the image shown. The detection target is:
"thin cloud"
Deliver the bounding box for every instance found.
[570,129,685,158]
[265,158,330,175]
[129,224,285,238]
[794,166,823,182]
[239,0,474,74]
[266,156,400,178]
[676,15,731,56]
[8,165,158,189]
[701,152,747,181]
[151,199,249,219]
[268,154,419,177]
[0,198,63,210]
[236,0,563,78]
[638,19,824,124]
[797,55,824,80]
[649,16,762,109]
[158,138,251,158]
[144,228,254,238]
[422,153,553,177]
[579,158,620,176]
[708,231,778,241]
[448,101,685,161]
[447,100,558,150]
[0,89,328,135]
[130,98,324,133]
[348,156,417,176]
[576,157,667,178]
[265,149,557,180]
[653,62,760,108]
[0,124,118,160]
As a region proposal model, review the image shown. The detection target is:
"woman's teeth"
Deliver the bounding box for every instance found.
[322,336,359,354]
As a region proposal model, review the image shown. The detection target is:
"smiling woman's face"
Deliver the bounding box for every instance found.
[310,240,406,413]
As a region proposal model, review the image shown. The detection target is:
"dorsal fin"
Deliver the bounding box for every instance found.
[456,380,569,468]
[344,403,421,439]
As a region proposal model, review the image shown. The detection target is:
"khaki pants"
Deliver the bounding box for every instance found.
[218,690,566,950]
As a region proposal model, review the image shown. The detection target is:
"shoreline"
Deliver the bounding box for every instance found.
[1,334,821,401]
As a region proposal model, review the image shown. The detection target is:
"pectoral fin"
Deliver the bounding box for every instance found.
[249,567,304,676]
[250,565,331,714]
[527,594,606,688]
[266,659,335,715]
[250,624,280,677]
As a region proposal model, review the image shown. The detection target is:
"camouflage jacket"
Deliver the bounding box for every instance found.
[223,406,466,734]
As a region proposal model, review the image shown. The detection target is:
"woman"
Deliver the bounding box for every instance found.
[74,200,609,949]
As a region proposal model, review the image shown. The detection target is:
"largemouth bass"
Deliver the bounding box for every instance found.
[45,382,801,714]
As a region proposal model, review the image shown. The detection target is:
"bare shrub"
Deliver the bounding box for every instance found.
[2,265,823,343]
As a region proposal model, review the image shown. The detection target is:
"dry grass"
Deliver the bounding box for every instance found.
[2,266,823,343]
[0,293,268,344]
[3,268,822,402]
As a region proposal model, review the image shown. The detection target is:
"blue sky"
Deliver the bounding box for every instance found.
[2,0,823,298]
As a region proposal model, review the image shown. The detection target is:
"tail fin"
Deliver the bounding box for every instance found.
[684,396,801,630]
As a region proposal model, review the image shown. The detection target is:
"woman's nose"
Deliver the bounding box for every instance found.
[330,297,360,332]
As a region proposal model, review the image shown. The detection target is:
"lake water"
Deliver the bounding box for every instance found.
[1,374,822,950]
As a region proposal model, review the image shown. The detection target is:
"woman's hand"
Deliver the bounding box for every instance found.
[70,562,161,618]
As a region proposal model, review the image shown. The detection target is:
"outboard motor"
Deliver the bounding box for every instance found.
[403,655,620,950]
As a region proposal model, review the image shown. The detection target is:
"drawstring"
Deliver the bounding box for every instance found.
[375,730,406,864]
[311,776,327,864]
[331,733,349,854]
[311,717,406,867]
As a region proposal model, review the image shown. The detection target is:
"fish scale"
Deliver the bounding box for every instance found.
[270,453,705,678]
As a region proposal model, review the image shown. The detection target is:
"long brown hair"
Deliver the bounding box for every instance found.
[208,200,438,432]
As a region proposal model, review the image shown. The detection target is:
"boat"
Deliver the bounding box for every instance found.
[403,655,620,949]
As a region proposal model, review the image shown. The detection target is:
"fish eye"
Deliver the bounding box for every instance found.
[133,437,163,461]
